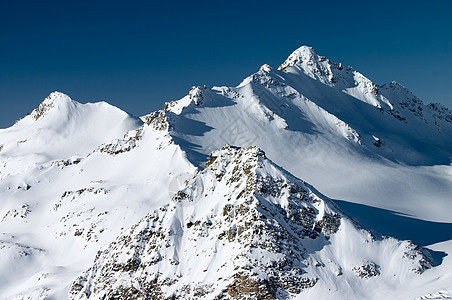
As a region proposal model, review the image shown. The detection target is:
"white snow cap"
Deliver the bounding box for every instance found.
[258,63,272,72]
[42,91,72,104]
[29,91,74,121]
[278,45,321,70]
[277,45,342,87]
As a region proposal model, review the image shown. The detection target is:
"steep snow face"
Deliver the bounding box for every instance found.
[70,146,430,300]
[0,92,142,169]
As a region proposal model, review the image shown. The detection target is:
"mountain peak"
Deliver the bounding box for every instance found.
[42,91,72,104]
[31,91,73,121]
[277,46,391,108]
[293,45,317,56]
[2,92,142,166]
[278,45,324,71]
[278,45,344,87]
[288,45,317,56]
[258,63,273,72]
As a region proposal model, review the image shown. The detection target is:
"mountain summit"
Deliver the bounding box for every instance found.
[0,92,142,169]
[29,91,74,121]
[278,45,343,85]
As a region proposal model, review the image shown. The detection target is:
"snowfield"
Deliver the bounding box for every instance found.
[0,46,451,299]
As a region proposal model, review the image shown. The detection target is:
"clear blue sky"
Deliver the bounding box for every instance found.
[1,0,451,128]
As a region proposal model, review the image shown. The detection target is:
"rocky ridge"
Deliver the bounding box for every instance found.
[69,146,431,299]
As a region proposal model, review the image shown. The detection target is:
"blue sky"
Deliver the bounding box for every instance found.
[1,0,451,128]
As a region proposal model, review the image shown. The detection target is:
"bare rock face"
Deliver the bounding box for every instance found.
[352,261,380,279]
[69,146,431,300]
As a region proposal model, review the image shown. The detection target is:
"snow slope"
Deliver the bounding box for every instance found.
[165,46,452,222]
[0,92,142,178]
[0,104,196,299]
[1,46,452,299]
[70,146,431,300]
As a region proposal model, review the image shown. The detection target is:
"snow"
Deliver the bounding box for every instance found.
[167,53,452,221]
[0,102,196,299]
[0,92,142,177]
[68,146,432,299]
[1,45,452,299]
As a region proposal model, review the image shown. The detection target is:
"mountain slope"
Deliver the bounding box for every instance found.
[164,46,452,222]
[70,146,431,300]
[0,92,143,178]
[0,104,196,299]
[0,46,452,299]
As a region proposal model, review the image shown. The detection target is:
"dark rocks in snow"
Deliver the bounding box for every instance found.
[69,146,431,299]
[352,261,380,278]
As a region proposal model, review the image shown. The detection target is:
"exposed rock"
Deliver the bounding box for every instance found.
[352,261,380,278]
[70,146,431,299]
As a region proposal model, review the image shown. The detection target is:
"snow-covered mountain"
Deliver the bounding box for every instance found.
[165,46,452,222]
[69,146,431,300]
[0,92,142,178]
[1,46,452,299]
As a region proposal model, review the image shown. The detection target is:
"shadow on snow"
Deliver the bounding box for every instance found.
[333,199,450,266]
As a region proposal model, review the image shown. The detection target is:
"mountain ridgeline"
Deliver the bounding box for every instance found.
[0,46,451,299]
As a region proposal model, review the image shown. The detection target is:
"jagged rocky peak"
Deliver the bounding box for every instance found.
[380,81,420,100]
[428,102,452,123]
[141,110,170,131]
[278,46,387,109]
[42,91,72,104]
[259,63,273,72]
[69,145,431,300]
[187,86,206,106]
[162,85,209,114]
[279,46,356,89]
[277,45,345,84]
[377,82,451,125]
[69,145,338,299]
[278,45,323,69]
[31,91,73,120]
[378,81,428,117]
